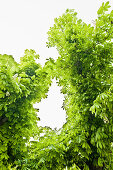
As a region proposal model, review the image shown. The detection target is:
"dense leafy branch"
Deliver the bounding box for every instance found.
[0,50,53,169]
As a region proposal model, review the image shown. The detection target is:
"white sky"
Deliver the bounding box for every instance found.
[0,0,113,129]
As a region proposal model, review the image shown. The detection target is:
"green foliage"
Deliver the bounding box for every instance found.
[0,50,52,168]
[46,1,113,169]
[27,1,113,169]
[1,1,113,170]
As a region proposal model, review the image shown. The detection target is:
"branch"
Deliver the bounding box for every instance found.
[0,117,8,126]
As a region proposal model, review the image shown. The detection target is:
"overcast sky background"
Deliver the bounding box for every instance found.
[0,0,113,129]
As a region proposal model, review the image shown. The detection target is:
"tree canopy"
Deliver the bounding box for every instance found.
[0,50,53,169]
[1,1,113,170]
